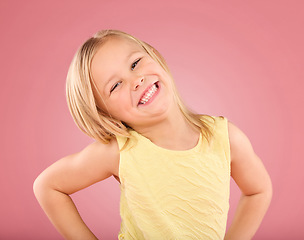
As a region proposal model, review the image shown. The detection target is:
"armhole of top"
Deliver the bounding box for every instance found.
[115,135,126,187]
[214,116,231,176]
[222,117,231,176]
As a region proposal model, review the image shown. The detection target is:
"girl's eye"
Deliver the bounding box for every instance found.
[131,58,141,71]
[110,81,121,93]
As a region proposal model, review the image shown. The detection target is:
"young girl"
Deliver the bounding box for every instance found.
[34,29,272,240]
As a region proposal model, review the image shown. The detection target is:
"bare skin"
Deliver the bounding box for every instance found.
[34,120,271,239]
[34,37,272,239]
[90,37,201,151]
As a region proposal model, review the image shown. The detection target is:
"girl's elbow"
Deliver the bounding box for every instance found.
[33,174,44,200]
[266,174,273,198]
[262,177,273,205]
[33,172,52,202]
[267,182,273,203]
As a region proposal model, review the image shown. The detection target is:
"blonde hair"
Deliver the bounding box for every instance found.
[66,29,215,145]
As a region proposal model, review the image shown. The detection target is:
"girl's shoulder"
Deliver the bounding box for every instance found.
[84,138,120,178]
[199,114,228,133]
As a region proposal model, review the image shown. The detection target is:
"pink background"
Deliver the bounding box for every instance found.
[1,0,303,239]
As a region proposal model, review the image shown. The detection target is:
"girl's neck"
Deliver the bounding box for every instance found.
[133,110,201,151]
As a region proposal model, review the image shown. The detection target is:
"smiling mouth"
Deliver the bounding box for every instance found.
[138,81,159,105]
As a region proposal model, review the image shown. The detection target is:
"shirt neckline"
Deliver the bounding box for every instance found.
[130,130,203,154]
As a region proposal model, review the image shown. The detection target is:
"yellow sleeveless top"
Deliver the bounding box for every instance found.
[116,116,231,240]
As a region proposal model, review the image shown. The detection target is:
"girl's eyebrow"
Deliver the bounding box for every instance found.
[103,50,141,89]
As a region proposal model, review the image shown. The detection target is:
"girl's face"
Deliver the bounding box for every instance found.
[91,37,176,130]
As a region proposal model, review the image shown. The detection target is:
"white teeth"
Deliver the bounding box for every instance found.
[139,84,158,104]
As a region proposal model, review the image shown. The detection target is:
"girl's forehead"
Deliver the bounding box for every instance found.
[91,37,146,84]
[93,37,145,67]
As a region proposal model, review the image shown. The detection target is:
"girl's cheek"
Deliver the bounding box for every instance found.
[115,92,128,106]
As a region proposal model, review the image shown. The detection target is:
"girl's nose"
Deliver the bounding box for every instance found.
[133,77,144,90]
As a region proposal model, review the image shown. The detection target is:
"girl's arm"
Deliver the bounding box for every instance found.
[33,139,119,240]
[224,121,272,240]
